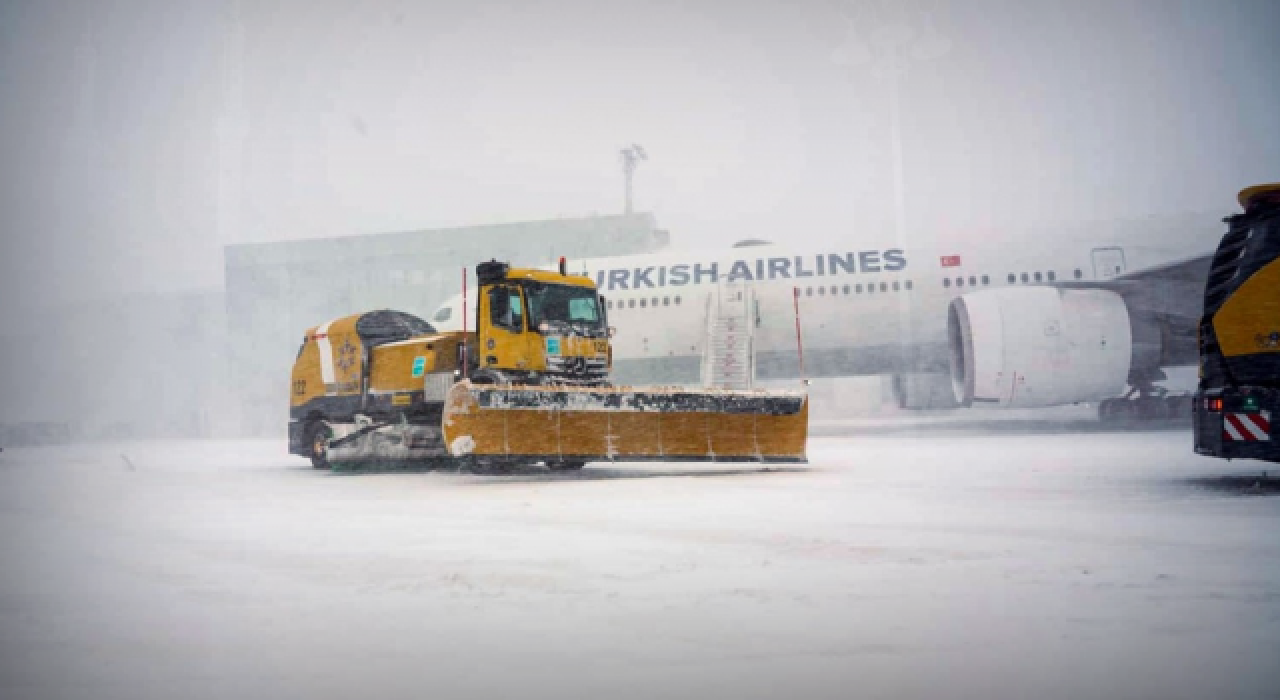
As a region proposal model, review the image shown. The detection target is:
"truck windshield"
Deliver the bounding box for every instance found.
[524,282,602,330]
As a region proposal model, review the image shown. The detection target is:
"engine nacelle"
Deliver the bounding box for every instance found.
[947,287,1132,408]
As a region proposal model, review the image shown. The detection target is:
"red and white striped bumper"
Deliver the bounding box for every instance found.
[1223,411,1272,442]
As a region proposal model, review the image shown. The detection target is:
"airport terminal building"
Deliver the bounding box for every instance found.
[224,214,668,435]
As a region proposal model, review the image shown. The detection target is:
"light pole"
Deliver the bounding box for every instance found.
[620,144,647,215]
[832,6,950,375]
[832,7,950,255]
[217,0,245,239]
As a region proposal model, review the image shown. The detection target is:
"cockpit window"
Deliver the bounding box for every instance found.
[433,306,452,322]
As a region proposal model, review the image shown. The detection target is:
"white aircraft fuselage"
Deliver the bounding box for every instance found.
[430,241,1130,387]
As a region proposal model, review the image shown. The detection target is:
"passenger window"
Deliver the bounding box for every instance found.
[892,281,900,291]
[628,299,635,308]
[1034,271,1043,282]
[640,298,647,308]
[842,285,851,295]
[856,284,863,294]
[868,284,875,294]
[1047,271,1056,282]
[1020,273,1029,283]
[652,297,659,307]
[675,296,682,305]
[818,287,825,295]
[956,277,965,288]
[1008,273,1016,284]
[943,278,951,288]
[981,275,989,285]
[905,280,913,290]
[880,282,887,292]
[663,297,670,306]
[1074,269,1083,279]
[968,276,976,287]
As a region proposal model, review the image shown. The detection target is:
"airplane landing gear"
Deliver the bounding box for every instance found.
[1098,371,1193,423]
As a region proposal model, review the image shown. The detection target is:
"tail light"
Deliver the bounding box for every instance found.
[1205,397,1223,412]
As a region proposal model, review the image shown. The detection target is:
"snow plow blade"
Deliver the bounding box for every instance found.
[442,381,808,464]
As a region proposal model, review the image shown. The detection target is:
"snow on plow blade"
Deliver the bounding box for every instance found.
[442,381,808,464]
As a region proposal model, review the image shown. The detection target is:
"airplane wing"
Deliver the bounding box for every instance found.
[1058,253,1212,367]
[1059,253,1211,316]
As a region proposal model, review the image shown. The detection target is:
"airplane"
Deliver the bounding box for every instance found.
[428,237,1212,422]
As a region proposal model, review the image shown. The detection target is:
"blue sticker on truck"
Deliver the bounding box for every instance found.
[411,356,426,378]
[546,338,561,355]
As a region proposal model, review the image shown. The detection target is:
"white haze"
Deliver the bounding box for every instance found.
[2,4,1280,697]
[0,0,1277,428]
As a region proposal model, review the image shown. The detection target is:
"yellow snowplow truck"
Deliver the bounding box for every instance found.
[288,260,808,470]
[1194,184,1280,463]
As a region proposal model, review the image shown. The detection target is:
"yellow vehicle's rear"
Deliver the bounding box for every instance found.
[289,311,458,468]
[1194,184,1280,463]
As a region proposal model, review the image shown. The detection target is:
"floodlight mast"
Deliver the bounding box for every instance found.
[831,7,950,256]
[831,5,950,377]
[620,144,647,215]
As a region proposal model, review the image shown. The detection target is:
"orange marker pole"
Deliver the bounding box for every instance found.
[461,267,469,379]
[793,286,806,381]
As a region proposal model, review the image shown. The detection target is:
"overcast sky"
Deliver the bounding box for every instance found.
[1,0,1277,324]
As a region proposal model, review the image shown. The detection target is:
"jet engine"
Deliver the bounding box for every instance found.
[947,287,1132,408]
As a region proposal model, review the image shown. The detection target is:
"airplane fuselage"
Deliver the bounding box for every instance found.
[431,241,1125,386]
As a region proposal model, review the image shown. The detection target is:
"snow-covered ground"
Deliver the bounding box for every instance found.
[1,431,1278,700]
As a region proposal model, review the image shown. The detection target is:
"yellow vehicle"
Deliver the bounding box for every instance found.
[1194,184,1280,463]
[288,260,808,470]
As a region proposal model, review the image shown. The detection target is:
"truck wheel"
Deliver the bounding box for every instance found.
[470,369,506,385]
[306,422,333,469]
[464,458,516,474]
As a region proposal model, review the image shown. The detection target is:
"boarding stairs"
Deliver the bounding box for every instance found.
[700,277,756,390]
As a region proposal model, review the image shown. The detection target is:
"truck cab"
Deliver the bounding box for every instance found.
[470,260,611,385]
